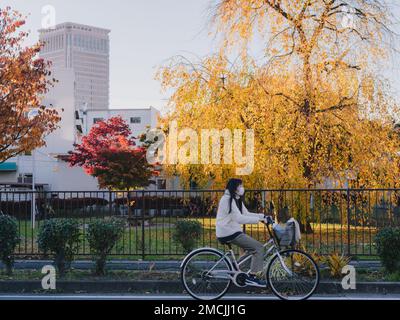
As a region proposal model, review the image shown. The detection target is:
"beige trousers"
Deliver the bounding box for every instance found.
[230,233,264,273]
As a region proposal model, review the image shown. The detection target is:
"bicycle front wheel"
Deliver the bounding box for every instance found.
[267,249,319,300]
[181,249,232,301]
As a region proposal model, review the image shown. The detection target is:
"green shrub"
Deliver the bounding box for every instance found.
[0,215,20,275]
[173,220,202,253]
[87,218,125,275]
[386,271,400,282]
[37,219,80,276]
[324,205,341,224]
[375,227,400,273]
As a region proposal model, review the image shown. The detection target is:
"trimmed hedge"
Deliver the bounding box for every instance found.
[86,218,125,275]
[37,218,80,276]
[375,227,400,273]
[172,220,202,253]
[0,215,20,275]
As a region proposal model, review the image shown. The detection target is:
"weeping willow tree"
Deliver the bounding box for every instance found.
[157,0,400,189]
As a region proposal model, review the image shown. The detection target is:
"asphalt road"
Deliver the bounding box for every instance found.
[1,294,400,300]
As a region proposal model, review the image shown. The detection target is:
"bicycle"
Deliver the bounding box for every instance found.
[180,216,320,301]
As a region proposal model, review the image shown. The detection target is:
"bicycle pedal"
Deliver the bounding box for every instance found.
[245,282,267,288]
[244,280,267,288]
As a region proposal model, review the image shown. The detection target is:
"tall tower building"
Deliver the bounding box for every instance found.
[39,22,110,110]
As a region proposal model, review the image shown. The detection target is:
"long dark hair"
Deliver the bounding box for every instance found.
[226,178,243,213]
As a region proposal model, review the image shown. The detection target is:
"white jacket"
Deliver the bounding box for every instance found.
[216,190,264,238]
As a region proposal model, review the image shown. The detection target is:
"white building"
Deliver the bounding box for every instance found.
[84,107,159,138]
[39,22,110,110]
[0,23,164,192]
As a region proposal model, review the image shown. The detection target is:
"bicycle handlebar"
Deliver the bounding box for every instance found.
[262,215,275,225]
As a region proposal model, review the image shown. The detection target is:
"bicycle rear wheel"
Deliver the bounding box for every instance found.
[181,249,232,300]
[267,249,319,300]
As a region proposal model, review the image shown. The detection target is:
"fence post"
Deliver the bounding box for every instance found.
[109,191,112,216]
[346,188,351,256]
[142,191,146,260]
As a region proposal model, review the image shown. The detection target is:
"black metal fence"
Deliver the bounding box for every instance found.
[1,189,400,259]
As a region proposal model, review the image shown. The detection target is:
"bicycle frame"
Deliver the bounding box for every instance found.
[204,222,293,281]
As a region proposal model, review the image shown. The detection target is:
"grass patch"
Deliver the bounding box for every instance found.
[351,268,400,282]
[14,217,379,258]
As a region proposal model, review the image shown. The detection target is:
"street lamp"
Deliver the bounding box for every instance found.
[27,109,40,229]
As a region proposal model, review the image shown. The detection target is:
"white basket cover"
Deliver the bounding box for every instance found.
[273,222,296,246]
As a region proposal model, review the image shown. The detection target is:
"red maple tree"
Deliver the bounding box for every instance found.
[68,116,159,191]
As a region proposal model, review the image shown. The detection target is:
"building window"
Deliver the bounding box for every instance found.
[93,118,104,124]
[18,173,33,184]
[130,117,141,124]
[157,179,166,190]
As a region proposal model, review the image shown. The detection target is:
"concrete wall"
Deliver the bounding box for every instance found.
[85,107,159,138]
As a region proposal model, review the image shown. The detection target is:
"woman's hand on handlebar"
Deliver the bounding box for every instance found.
[262,215,275,225]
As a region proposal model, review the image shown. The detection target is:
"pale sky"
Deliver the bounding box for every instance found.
[2,0,400,112]
[2,0,220,112]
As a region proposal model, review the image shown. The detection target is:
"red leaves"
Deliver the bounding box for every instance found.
[69,116,133,167]
[69,117,159,190]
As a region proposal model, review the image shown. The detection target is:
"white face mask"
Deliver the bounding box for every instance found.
[236,186,245,196]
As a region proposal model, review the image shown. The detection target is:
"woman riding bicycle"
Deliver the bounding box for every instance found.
[216,178,269,287]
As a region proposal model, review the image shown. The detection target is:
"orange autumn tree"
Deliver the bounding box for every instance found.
[157,0,400,189]
[0,7,60,163]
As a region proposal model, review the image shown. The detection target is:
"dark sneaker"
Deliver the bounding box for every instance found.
[245,274,267,288]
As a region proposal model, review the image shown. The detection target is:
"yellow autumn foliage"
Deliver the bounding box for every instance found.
[156,0,400,189]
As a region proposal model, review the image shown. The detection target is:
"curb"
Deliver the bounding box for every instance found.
[0,280,398,294]
[1,260,382,271]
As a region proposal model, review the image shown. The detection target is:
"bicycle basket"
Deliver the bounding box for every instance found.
[273,222,296,247]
